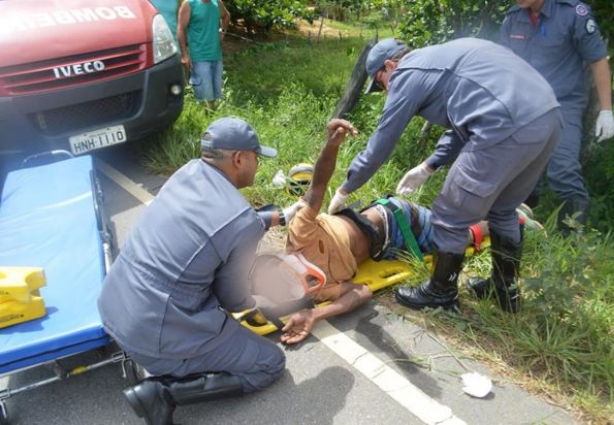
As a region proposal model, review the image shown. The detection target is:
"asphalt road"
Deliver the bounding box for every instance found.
[0,143,578,425]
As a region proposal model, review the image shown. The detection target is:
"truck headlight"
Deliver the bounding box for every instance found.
[152,14,177,64]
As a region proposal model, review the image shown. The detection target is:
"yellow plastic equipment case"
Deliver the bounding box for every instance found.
[0,267,47,328]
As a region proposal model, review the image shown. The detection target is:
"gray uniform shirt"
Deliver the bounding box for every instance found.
[98,159,264,359]
[500,0,607,114]
[342,38,560,194]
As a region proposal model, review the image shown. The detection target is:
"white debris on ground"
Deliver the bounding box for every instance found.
[461,372,493,398]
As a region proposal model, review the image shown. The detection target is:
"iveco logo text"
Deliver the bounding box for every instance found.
[53,61,105,79]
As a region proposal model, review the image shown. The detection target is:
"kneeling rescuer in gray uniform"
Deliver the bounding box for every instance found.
[98,117,288,425]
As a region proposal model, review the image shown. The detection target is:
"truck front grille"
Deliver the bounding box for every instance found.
[30,91,139,135]
[0,44,146,96]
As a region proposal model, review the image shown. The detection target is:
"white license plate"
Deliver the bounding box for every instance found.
[69,125,127,155]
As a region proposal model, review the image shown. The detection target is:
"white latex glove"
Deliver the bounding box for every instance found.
[272,170,286,188]
[327,189,349,215]
[282,200,306,225]
[595,110,614,143]
[396,162,434,195]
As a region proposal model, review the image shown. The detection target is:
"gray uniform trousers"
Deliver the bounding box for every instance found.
[431,108,562,253]
[126,325,286,394]
[544,104,588,201]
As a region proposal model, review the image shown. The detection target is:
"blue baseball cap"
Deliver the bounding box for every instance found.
[365,38,407,94]
[201,117,277,158]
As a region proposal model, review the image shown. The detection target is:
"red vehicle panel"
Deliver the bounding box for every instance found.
[0,0,184,159]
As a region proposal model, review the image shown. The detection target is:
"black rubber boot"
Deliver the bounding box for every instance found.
[557,196,589,236]
[123,373,243,425]
[395,250,464,312]
[467,230,523,313]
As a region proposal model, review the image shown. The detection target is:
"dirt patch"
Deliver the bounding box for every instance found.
[294,19,347,40]
[222,18,348,56]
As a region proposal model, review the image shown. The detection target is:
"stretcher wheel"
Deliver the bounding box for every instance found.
[0,401,9,425]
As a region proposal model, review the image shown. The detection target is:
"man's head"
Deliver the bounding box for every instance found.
[365,38,409,94]
[201,117,277,188]
[249,253,326,305]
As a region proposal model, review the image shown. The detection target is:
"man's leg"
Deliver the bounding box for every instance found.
[397,109,561,312]
[189,61,205,103]
[387,198,435,255]
[211,59,224,110]
[190,61,216,110]
[171,325,285,392]
[545,106,589,233]
[468,110,561,312]
[202,61,217,111]
[123,326,285,425]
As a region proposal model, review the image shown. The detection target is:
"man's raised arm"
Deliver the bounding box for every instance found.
[302,119,358,212]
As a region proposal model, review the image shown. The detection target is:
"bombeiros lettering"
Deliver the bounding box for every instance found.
[0,6,137,33]
[53,60,105,79]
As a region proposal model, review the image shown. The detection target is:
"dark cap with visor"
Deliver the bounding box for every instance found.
[201,117,277,158]
[364,38,407,94]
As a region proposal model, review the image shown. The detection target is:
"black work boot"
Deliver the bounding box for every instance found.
[395,250,465,312]
[123,377,175,425]
[123,373,243,425]
[467,230,523,313]
[167,372,243,405]
[557,196,589,236]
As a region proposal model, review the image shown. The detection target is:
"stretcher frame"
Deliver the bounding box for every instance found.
[0,152,138,424]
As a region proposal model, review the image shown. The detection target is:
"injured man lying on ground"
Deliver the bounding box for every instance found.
[249,119,540,344]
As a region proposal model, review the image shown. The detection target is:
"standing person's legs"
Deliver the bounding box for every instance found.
[396,109,562,312]
[210,59,223,109]
[395,153,501,312]
[468,109,562,312]
[190,61,217,110]
[545,106,588,232]
[123,325,285,425]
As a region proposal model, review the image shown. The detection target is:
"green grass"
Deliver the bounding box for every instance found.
[139,25,614,423]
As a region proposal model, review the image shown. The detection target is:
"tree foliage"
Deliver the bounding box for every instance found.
[387,0,612,52]
[226,0,315,34]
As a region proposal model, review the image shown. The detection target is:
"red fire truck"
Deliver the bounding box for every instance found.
[0,0,184,158]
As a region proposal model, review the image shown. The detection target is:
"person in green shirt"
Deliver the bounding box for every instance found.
[178,0,230,111]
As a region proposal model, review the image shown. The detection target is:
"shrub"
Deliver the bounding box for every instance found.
[227,0,315,35]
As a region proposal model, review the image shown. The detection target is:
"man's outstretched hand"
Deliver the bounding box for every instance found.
[327,118,358,146]
[280,309,316,345]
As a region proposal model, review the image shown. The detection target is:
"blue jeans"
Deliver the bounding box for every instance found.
[190,60,223,102]
[382,197,434,259]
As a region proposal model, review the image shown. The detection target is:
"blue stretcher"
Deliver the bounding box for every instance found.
[0,154,120,424]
